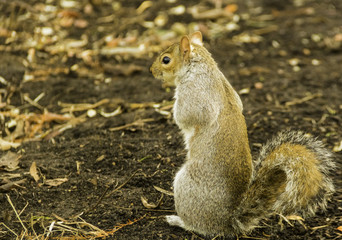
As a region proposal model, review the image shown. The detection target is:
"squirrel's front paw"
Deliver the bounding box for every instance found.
[166,215,185,228]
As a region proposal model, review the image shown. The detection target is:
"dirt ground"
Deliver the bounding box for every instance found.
[0,0,341,239]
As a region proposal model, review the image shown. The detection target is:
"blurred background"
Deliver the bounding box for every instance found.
[0,0,341,239]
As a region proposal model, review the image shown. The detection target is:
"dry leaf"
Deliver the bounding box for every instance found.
[4,119,25,141]
[224,4,238,13]
[286,215,304,221]
[96,154,105,162]
[0,173,21,180]
[99,106,122,118]
[334,33,342,42]
[60,17,74,28]
[0,179,26,191]
[153,186,174,196]
[141,196,157,209]
[87,109,97,118]
[58,10,81,18]
[0,28,12,37]
[238,88,250,95]
[254,82,263,89]
[141,194,163,209]
[74,19,88,28]
[44,178,68,187]
[337,226,342,232]
[169,5,186,15]
[0,152,20,171]
[333,140,342,152]
[30,161,40,182]
[0,138,20,151]
[136,1,153,14]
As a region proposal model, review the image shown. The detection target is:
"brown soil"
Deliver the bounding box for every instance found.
[0,0,341,239]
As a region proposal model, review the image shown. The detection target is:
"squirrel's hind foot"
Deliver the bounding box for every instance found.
[166,215,185,228]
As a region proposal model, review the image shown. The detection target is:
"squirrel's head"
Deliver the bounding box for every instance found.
[150,31,203,85]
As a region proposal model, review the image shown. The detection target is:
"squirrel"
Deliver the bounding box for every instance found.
[150,31,335,237]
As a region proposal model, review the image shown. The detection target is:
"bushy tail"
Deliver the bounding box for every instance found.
[235,130,335,233]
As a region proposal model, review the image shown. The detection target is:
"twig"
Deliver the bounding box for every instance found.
[46,216,108,238]
[18,201,29,217]
[240,235,268,240]
[6,194,28,233]
[278,213,293,227]
[0,179,26,191]
[23,94,44,111]
[108,169,141,197]
[189,230,205,240]
[103,214,147,236]
[29,213,39,240]
[0,222,18,238]
[82,183,117,215]
[285,92,322,107]
[54,222,90,235]
[153,186,174,196]
[109,118,155,131]
[84,169,141,215]
[78,216,107,235]
[45,220,56,239]
[311,224,329,233]
[59,99,110,113]
[140,209,175,212]
[211,234,221,240]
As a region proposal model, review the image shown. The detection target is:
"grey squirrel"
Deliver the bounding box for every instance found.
[150,31,335,237]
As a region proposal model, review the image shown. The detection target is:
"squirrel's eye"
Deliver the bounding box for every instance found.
[162,56,171,64]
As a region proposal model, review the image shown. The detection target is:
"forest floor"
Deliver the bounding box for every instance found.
[0,0,341,239]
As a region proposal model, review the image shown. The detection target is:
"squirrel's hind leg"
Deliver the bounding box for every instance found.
[166,215,185,228]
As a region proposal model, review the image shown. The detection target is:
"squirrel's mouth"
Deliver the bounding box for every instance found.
[152,73,163,81]
[161,73,176,84]
[150,67,161,79]
[150,67,176,86]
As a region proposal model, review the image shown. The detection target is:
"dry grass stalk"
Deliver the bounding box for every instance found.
[285,92,322,107]
[6,194,27,236]
[59,99,109,113]
[109,118,155,131]
[84,169,141,215]
[96,214,147,237]
[1,222,18,238]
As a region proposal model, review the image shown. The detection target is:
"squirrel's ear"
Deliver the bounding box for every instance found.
[189,31,203,46]
[180,36,191,61]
